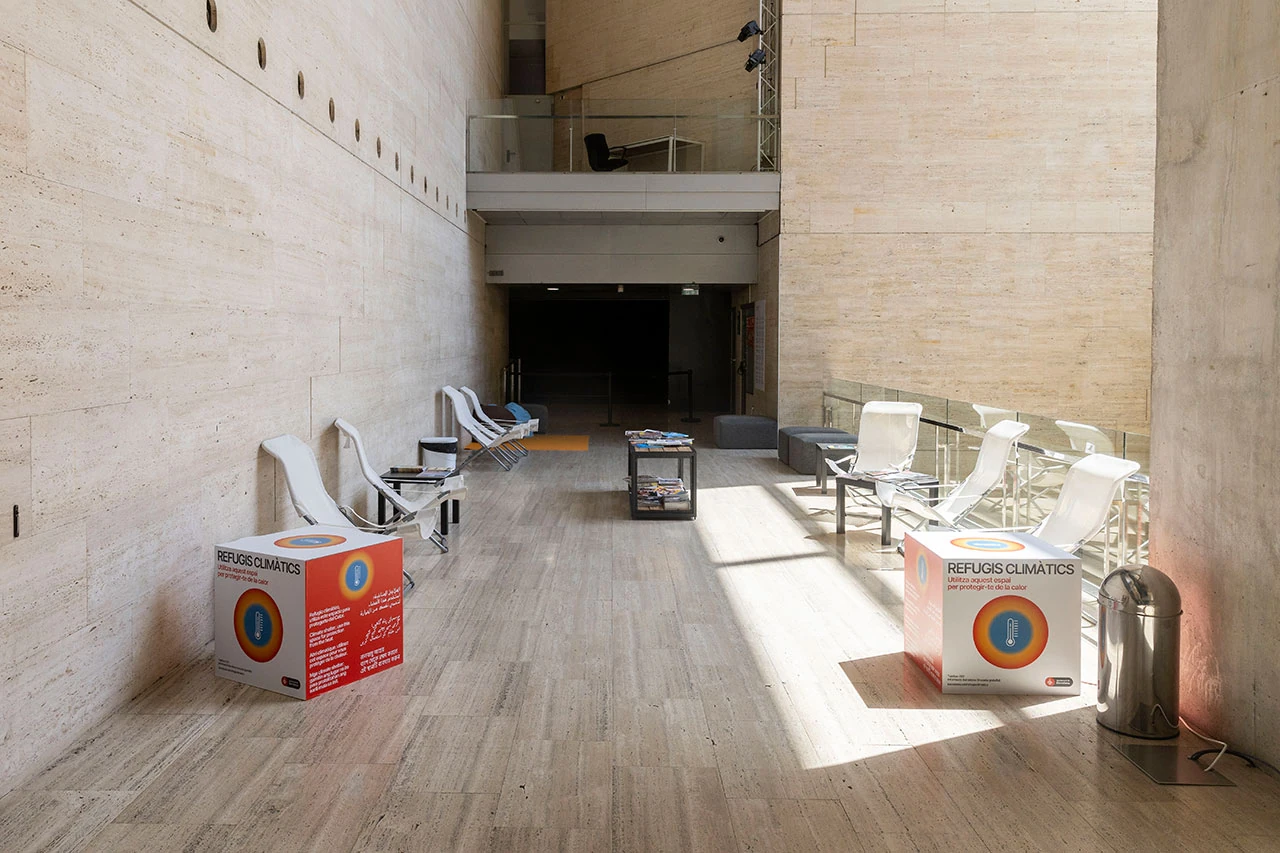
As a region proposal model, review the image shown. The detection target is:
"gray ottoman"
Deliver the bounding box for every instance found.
[522,403,549,433]
[713,415,778,449]
[788,431,856,475]
[778,426,846,465]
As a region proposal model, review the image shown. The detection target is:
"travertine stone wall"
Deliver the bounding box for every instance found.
[749,212,781,419]
[1151,1,1280,765]
[0,0,505,793]
[546,0,756,95]
[778,3,1156,430]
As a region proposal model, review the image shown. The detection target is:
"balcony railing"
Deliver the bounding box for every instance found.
[467,98,779,174]
[823,377,1150,612]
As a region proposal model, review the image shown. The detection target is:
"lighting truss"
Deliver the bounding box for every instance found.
[754,0,780,171]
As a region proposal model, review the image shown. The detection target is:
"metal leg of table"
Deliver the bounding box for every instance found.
[836,482,846,535]
[690,452,698,519]
[439,502,449,535]
[452,499,460,525]
[880,504,892,547]
[377,492,388,525]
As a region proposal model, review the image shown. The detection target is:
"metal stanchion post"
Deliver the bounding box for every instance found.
[681,369,700,423]
[600,372,620,427]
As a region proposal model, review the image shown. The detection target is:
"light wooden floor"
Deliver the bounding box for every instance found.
[3,407,1279,852]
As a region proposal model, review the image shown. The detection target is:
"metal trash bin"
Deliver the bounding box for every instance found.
[1096,565,1182,738]
[419,436,458,471]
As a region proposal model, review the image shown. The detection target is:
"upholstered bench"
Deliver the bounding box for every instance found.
[777,426,846,465]
[788,430,857,475]
[713,415,778,449]
[521,403,549,433]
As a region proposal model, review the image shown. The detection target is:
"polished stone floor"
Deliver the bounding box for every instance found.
[2,406,1278,852]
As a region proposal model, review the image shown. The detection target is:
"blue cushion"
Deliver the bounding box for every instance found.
[505,402,532,423]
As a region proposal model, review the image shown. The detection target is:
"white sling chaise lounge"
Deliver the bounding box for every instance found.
[1023,452,1140,555]
[825,401,924,480]
[333,418,464,553]
[261,433,452,588]
[877,418,1029,536]
[442,385,524,471]
[460,386,536,446]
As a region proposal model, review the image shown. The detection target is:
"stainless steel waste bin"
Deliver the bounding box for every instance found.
[1096,565,1181,738]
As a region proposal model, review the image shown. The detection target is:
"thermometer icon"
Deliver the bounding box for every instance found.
[1005,618,1018,647]
[254,611,265,642]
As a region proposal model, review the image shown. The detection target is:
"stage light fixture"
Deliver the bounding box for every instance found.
[744,49,767,72]
[737,20,762,42]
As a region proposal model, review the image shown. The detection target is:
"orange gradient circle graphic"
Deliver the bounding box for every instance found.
[950,536,1026,552]
[339,551,375,600]
[274,533,347,549]
[234,588,284,662]
[972,595,1048,669]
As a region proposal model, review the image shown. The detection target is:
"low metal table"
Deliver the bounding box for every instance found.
[815,442,859,494]
[835,473,939,546]
[378,470,462,533]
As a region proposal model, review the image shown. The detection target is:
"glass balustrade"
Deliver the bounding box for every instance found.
[467,97,778,174]
[823,377,1151,614]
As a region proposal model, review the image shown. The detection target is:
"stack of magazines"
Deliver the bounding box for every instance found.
[626,429,693,448]
[634,475,692,511]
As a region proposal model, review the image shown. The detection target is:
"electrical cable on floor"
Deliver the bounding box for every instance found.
[1179,716,1228,772]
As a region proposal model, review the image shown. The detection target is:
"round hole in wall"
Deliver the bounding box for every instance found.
[376,137,382,157]
[257,38,267,70]
[354,119,361,141]
[328,98,335,123]
[718,235,725,243]
[206,0,217,32]
[297,71,305,99]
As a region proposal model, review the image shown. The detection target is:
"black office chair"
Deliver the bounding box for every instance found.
[584,133,628,172]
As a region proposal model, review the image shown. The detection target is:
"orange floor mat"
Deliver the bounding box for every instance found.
[465,434,589,452]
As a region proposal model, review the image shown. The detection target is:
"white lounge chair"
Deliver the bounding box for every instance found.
[972,403,1018,430]
[333,418,464,553]
[458,386,531,458]
[442,385,524,471]
[826,401,924,539]
[1026,452,1140,554]
[460,386,537,441]
[1055,419,1116,455]
[826,401,924,479]
[261,433,451,588]
[878,418,1029,534]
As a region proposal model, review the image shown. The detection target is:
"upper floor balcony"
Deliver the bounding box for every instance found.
[466,98,780,220]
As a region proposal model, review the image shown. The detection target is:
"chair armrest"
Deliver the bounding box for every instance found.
[340,504,410,532]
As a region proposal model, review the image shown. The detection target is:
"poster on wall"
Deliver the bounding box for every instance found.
[753,299,766,391]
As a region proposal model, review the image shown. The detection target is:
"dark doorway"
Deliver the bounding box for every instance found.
[508,286,733,413]
[509,295,670,404]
